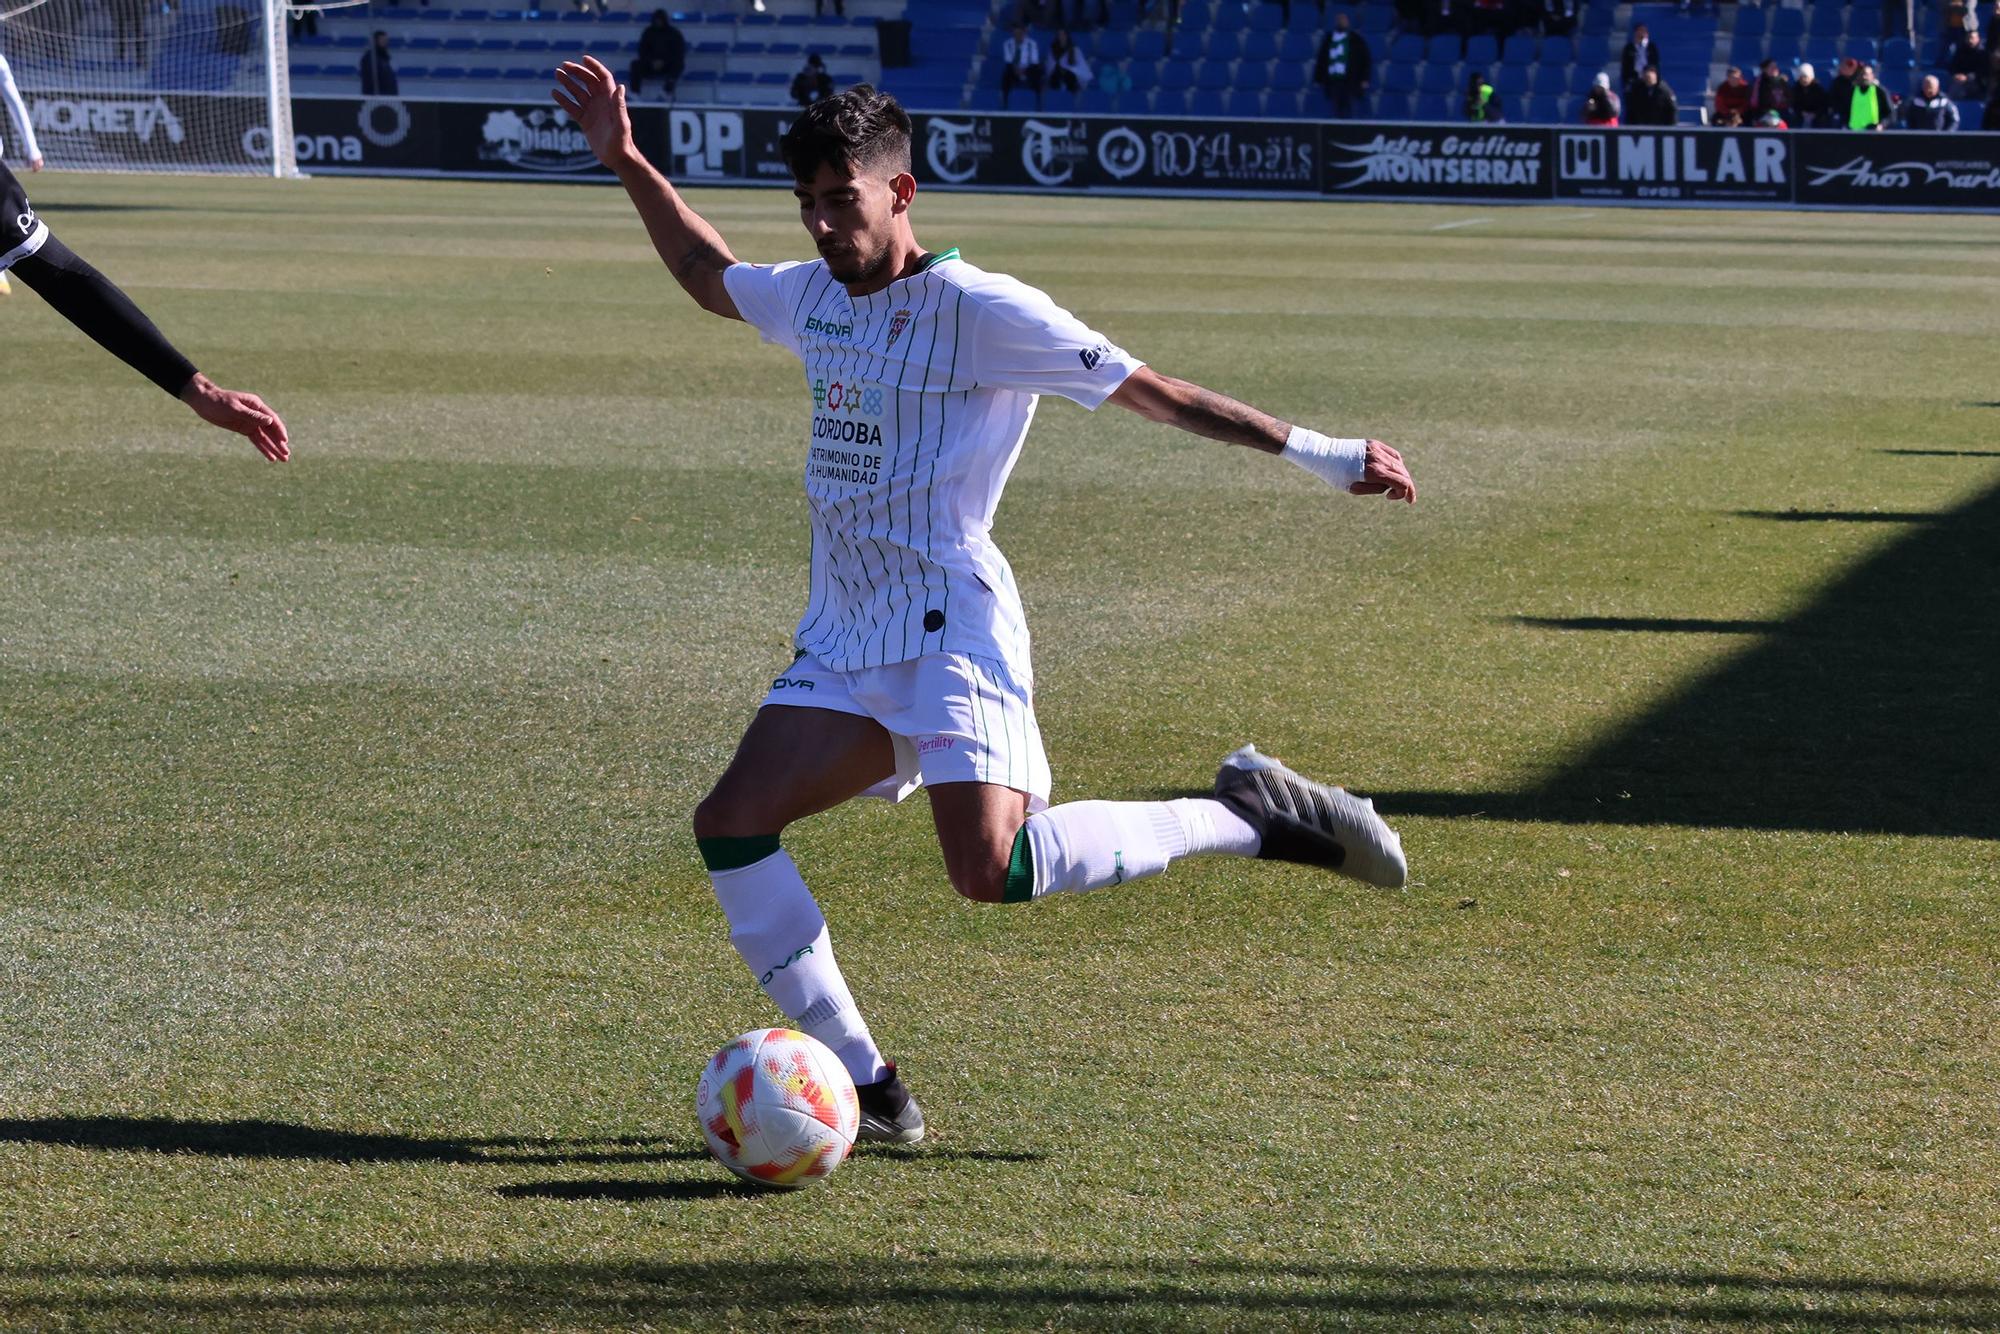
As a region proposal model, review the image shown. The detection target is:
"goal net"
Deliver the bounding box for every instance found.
[0,0,295,176]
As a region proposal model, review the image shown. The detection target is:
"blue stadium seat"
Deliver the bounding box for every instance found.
[1288,3,1323,30]
[1418,62,1459,93]
[1382,62,1417,91]
[430,64,467,78]
[406,35,442,49]
[1764,34,1801,62]
[1463,33,1497,64]
[398,64,431,77]
[1126,58,1159,87]
[1225,88,1264,115]
[1493,63,1528,94]
[1848,37,1878,61]
[1206,30,1241,60]
[467,67,501,80]
[1266,88,1309,115]
[1416,91,1455,118]
[1803,37,1840,69]
[1771,7,1806,37]
[1529,92,1562,120]
[1882,35,1915,66]
[1730,33,1763,66]
[1388,32,1424,62]
[1190,88,1227,114]
[502,66,538,79]
[1133,28,1167,60]
[1278,30,1315,61]
[1181,0,1214,27]
[1248,3,1283,31]
[1212,1,1249,30]
[1371,89,1412,118]
[1575,34,1610,67]
[836,43,872,56]
[1234,59,1274,88]
[442,36,475,50]
[1541,34,1572,63]
[1242,29,1279,60]
[1808,6,1844,37]
[1270,60,1308,90]
[1170,26,1204,60]
[1080,87,1119,112]
[1532,62,1570,94]
[776,10,809,23]
[1095,28,1131,59]
[1152,87,1194,112]
[1196,58,1231,89]
[476,37,510,50]
[767,41,802,56]
[1736,5,1767,37]
[1426,33,1460,61]
[1501,32,1536,63]
[1580,5,1612,35]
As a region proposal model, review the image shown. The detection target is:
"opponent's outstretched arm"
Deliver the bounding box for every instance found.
[554,56,741,321]
[1108,365,1414,502]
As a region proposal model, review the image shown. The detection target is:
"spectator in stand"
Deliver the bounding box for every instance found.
[1062,0,1109,26]
[1000,23,1044,111]
[1046,29,1091,101]
[815,0,845,16]
[1713,65,1754,124]
[1096,60,1132,105]
[1315,12,1372,118]
[1626,65,1678,123]
[1750,58,1792,125]
[359,31,397,96]
[1582,70,1620,123]
[1621,24,1659,97]
[1949,31,1991,99]
[1791,61,1832,126]
[789,52,834,106]
[1986,80,2000,126]
[1755,109,1787,128]
[1464,69,1499,119]
[1940,0,1978,62]
[1541,0,1578,37]
[1466,0,1510,39]
[1422,0,1461,39]
[1842,61,1893,128]
[1900,72,1961,126]
[1827,55,1859,114]
[630,10,686,101]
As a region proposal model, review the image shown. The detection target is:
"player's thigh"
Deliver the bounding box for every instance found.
[927,780,1032,903]
[694,705,897,838]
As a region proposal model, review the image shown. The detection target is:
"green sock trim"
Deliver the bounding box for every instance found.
[697,834,781,872]
[1002,826,1036,904]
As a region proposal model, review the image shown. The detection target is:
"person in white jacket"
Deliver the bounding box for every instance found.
[1046,29,1092,100]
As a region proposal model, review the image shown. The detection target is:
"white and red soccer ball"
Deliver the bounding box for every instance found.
[695,1027,860,1188]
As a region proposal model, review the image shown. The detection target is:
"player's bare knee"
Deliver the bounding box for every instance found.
[692,789,779,842]
[945,850,1009,903]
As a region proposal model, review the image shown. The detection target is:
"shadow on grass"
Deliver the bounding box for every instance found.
[1509,616,1785,635]
[496,1179,748,1203]
[1,1258,1993,1326]
[1377,478,2000,839]
[0,1117,706,1166]
[1881,449,2000,457]
[1734,509,1941,524]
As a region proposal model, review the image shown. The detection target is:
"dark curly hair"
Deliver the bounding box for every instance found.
[779,84,913,183]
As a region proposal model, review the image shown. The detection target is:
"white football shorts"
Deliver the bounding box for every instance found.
[759,650,1051,810]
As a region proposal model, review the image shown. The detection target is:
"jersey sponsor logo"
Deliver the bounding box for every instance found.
[478,108,597,173]
[1078,342,1112,371]
[31,96,184,144]
[884,308,913,349]
[807,438,883,481]
[917,736,956,754]
[804,315,854,340]
[812,380,883,416]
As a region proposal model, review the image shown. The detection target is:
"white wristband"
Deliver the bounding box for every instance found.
[1281,426,1368,491]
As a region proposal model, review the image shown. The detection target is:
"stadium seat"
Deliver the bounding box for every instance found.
[1771,7,1805,37]
[1196,58,1231,89]
[1181,0,1214,27]
[1463,33,1497,64]
[1532,62,1570,94]
[1808,6,1844,38]
[1288,4,1323,31]
[1127,58,1159,88]
[1190,88,1227,115]
[1270,60,1308,90]
[1803,38,1840,69]
[1418,62,1459,94]
[1541,34,1572,64]
[1243,29,1279,60]
[1388,32,1424,62]
[1371,89,1412,118]
[406,35,441,49]
[1426,34,1460,61]
[1575,34,1610,67]
[1529,92,1562,121]
[1883,36,1916,67]
[1416,91,1455,118]
[1095,29,1131,60]
[1382,62,1417,92]
[1278,30,1315,61]
[1225,88,1264,116]
[1764,34,1802,62]
[1080,87,1119,112]
[1206,31,1241,61]
[430,64,467,78]
[1501,32,1536,63]
[1152,87,1194,113]
[1580,5,1612,35]
[1730,33,1763,67]
[1234,59,1274,88]
[1266,88,1309,115]
[1248,3,1283,31]
[1736,5,1767,37]
[1493,63,1528,94]
[1848,37,1879,61]
[1212,1,1249,31]
[1170,27,1204,60]
[1132,28,1166,60]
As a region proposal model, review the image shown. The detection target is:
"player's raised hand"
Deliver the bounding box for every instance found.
[553,56,636,170]
[1349,440,1415,504]
[180,373,290,462]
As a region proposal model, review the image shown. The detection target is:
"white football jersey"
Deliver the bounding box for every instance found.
[724,249,1143,680]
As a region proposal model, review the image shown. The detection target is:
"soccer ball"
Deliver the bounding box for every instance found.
[695,1027,860,1188]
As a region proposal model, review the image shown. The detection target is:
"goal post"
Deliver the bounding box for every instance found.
[0,0,298,176]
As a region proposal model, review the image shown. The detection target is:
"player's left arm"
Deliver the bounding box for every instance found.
[1108,365,1414,502]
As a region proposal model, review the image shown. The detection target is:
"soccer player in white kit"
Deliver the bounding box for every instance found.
[554,60,1417,1142]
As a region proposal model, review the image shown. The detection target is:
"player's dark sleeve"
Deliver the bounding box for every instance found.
[11,234,199,397]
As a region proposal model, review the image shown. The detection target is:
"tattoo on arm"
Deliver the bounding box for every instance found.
[1168,382,1288,454]
[673,239,724,284]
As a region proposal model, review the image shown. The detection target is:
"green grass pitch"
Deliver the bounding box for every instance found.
[1,174,1997,1330]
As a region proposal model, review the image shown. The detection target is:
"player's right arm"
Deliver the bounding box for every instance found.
[553,56,741,321]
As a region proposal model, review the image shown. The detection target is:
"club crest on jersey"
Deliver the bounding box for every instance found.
[885,308,914,349]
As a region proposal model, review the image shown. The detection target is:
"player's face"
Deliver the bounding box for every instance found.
[794,160,912,286]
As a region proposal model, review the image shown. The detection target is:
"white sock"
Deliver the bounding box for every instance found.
[1021,797,1260,898]
[708,848,889,1085]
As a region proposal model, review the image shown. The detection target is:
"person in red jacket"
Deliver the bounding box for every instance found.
[1712,65,1754,125]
